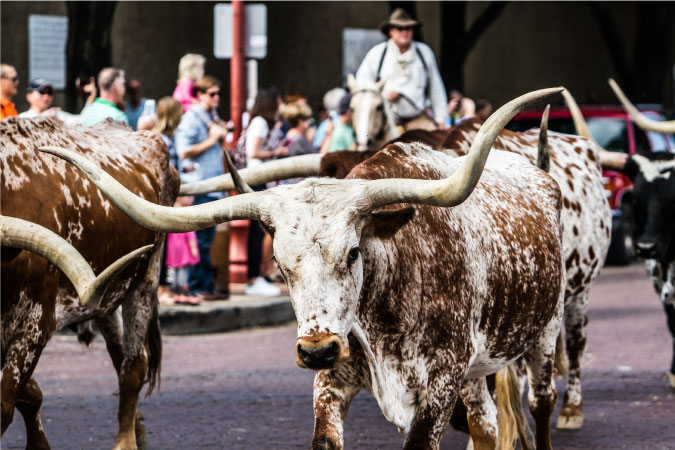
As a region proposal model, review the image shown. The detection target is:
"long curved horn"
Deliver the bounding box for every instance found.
[0,215,152,307]
[179,153,323,195]
[537,104,550,172]
[38,146,266,232]
[223,147,253,194]
[365,87,563,208]
[608,78,675,134]
[562,88,628,171]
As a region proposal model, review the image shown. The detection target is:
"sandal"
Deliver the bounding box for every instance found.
[173,294,201,305]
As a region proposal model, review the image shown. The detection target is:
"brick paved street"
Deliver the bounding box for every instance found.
[3,262,674,449]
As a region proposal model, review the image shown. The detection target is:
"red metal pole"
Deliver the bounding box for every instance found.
[231,1,245,142]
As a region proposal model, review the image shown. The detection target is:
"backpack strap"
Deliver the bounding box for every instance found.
[415,45,431,104]
[376,44,387,83]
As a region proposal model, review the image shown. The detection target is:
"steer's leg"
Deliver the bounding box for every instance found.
[1,340,45,437]
[459,377,497,450]
[524,300,561,450]
[96,309,125,376]
[665,303,675,390]
[312,366,361,450]
[110,290,155,450]
[404,372,464,450]
[16,377,50,450]
[557,290,588,430]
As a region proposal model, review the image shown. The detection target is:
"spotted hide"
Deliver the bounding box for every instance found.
[48,141,565,449]
[42,88,566,449]
[623,153,675,390]
[442,118,612,429]
[1,117,179,449]
[290,143,562,450]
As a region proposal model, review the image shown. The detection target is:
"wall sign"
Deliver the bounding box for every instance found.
[28,14,68,89]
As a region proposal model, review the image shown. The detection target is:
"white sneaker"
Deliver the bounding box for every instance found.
[245,277,281,297]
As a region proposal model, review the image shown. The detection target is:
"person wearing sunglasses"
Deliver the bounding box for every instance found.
[81,67,129,127]
[19,78,60,119]
[173,75,230,301]
[1,63,19,120]
[355,8,448,130]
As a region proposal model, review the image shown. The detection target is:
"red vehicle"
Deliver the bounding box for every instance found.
[507,105,675,265]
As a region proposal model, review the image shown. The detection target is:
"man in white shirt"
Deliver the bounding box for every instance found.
[356,8,448,129]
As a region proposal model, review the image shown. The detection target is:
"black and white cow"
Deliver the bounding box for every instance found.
[623,153,675,390]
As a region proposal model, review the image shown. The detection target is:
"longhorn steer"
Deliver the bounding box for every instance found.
[623,153,675,390]
[42,88,565,449]
[442,105,612,429]
[1,117,179,449]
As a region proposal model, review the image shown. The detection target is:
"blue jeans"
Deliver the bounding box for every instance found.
[188,195,217,294]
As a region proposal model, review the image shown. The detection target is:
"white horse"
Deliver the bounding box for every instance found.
[347,74,437,151]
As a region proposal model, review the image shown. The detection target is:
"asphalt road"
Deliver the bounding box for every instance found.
[3,262,674,449]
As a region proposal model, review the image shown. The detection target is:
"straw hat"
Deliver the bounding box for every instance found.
[380,8,421,34]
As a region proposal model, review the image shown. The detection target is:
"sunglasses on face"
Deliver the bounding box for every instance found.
[2,75,19,83]
[38,88,54,96]
[207,91,220,98]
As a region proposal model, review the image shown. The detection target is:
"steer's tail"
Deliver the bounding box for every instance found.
[145,298,162,395]
[496,364,533,450]
[554,331,569,378]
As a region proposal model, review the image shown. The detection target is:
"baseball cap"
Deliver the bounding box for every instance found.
[337,93,352,115]
[27,78,53,93]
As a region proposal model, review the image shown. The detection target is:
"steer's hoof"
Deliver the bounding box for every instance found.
[312,436,340,450]
[668,372,675,391]
[556,412,583,430]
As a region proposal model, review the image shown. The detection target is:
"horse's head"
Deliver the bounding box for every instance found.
[347,74,398,151]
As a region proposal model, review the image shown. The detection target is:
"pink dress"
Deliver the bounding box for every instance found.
[166,232,200,268]
[172,78,197,112]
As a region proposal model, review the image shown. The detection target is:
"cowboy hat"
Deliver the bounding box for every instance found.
[380,8,421,34]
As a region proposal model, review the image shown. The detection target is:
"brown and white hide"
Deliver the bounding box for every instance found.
[0,117,179,449]
[443,119,612,429]
[260,143,564,449]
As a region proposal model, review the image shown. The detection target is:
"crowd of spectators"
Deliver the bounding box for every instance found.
[1,21,488,305]
[0,57,364,305]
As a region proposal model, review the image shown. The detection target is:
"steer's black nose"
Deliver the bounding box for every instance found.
[297,341,339,370]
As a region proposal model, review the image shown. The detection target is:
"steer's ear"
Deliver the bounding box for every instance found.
[366,205,415,239]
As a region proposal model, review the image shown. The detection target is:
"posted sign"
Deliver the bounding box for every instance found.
[214,3,267,59]
[29,15,68,89]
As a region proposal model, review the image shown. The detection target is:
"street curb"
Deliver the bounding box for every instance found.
[159,295,296,335]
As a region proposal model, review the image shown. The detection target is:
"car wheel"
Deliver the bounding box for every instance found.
[606,202,636,265]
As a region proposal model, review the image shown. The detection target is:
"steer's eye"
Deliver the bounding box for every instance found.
[347,247,361,267]
[376,104,383,112]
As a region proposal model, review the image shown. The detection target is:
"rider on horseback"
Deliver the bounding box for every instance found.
[355,8,448,130]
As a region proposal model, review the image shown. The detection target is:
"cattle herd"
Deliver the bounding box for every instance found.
[1,81,673,450]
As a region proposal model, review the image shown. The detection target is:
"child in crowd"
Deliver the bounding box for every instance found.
[278,101,317,185]
[173,53,206,112]
[151,97,193,305]
[165,196,201,305]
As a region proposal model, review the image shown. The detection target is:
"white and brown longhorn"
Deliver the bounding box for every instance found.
[1,117,179,450]
[438,89,615,430]
[41,88,565,449]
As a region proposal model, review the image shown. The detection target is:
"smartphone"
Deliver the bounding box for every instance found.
[143,99,156,116]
